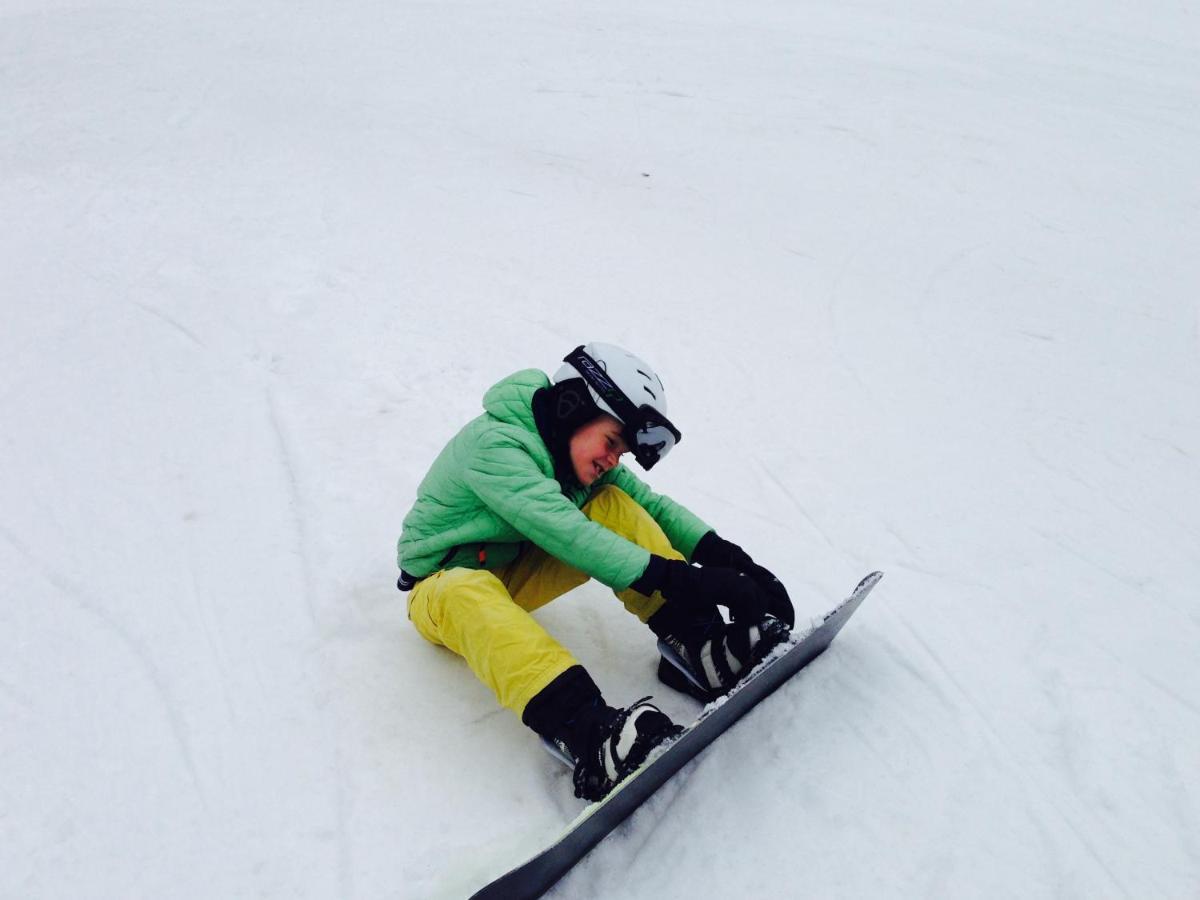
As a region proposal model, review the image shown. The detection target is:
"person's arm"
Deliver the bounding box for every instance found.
[606,465,712,561]
[462,432,651,589]
[607,466,795,626]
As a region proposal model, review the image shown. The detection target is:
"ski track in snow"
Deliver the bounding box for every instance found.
[751,458,841,555]
[131,300,208,349]
[0,522,209,810]
[887,601,1136,898]
[264,382,319,629]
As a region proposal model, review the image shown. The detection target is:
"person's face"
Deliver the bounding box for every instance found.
[569,413,630,486]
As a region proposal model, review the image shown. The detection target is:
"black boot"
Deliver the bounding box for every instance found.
[523,667,681,801]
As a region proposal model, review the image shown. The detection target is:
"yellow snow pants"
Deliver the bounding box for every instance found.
[406,485,685,718]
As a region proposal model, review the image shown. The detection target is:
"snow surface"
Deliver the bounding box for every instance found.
[3,0,1199,897]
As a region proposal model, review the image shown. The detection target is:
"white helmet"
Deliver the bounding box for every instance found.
[554,342,681,470]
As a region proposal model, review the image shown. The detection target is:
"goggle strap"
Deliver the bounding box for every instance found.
[563,346,644,429]
[563,345,682,468]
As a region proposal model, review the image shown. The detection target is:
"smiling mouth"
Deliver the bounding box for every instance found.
[593,462,604,479]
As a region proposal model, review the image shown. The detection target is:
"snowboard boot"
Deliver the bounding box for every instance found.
[649,602,791,703]
[523,667,683,801]
[561,696,682,801]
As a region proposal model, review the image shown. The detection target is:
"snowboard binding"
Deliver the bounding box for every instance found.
[657,614,791,703]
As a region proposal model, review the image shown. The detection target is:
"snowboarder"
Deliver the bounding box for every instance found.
[397,342,795,801]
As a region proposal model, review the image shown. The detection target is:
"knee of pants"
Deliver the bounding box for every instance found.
[584,484,635,517]
[584,485,681,622]
[583,485,677,555]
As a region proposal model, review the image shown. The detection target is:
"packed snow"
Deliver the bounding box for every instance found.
[3,0,1198,897]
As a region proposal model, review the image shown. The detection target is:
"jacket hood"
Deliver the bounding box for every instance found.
[482,369,551,431]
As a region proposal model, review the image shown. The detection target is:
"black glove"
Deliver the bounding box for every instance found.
[691,532,795,628]
[633,556,772,624]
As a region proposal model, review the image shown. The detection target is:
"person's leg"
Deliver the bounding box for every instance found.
[495,543,590,613]
[406,568,577,718]
[580,485,686,621]
[491,486,686,621]
[491,486,686,620]
[407,562,680,800]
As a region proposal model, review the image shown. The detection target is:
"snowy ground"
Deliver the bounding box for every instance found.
[3,0,1198,897]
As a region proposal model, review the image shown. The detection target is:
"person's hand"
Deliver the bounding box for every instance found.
[692,532,794,627]
[635,556,775,624]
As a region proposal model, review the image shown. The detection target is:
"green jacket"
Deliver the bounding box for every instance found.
[396,369,711,589]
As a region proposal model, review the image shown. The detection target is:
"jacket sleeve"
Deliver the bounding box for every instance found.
[462,431,653,590]
[608,466,713,562]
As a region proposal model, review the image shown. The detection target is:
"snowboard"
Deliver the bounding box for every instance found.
[467,571,883,900]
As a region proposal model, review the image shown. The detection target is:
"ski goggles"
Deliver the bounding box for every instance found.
[563,346,682,470]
